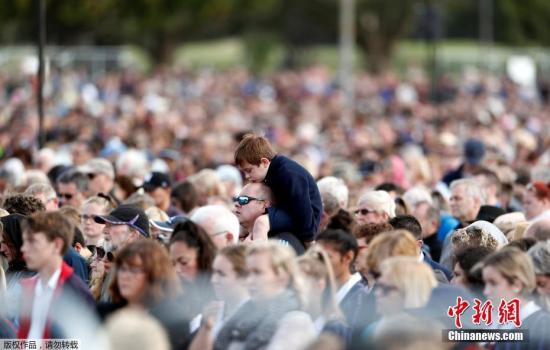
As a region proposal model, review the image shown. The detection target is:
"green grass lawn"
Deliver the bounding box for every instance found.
[174,37,550,74]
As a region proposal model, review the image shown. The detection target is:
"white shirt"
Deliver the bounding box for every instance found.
[27,267,62,339]
[336,272,362,304]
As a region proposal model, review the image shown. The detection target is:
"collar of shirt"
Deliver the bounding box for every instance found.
[519,300,541,322]
[419,251,424,262]
[35,266,62,297]
[336,272,362,304]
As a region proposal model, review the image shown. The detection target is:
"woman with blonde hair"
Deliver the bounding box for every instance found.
[205,241,316,350]
[364,229,419,280]
[80,195,114,252]
[375,257,437,316]
[145,206,169,241]
[188,169,227,206]
[298,246,348,341]
[482,247,550,349]
[362,256,437,344]
[190,245,252,350]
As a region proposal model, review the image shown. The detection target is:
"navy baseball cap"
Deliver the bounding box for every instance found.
[464,138,485,166]
[142,172,171,192]
[95,204,150,238]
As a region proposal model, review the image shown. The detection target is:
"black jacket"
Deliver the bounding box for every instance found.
[264,155,323,242]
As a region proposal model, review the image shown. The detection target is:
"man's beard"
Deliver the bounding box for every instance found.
[103,240,116,252]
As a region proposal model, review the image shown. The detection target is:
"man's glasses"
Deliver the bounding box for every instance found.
[58,193,73,200]
[96,247,114,262]
[354,208,375,216]
[233,195,264,206]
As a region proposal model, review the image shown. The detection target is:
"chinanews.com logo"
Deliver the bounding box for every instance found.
[444,297,527,343]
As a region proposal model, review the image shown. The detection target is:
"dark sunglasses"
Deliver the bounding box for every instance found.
[376,282,398,296]
[57,193,73,200]
[96,247,114,262]
[81,214,96,221]
[233,195,264,206]
[354,208,375,216]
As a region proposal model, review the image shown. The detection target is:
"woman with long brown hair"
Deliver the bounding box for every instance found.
[98,239,191,350]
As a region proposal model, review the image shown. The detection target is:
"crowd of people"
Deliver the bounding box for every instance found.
[0,65,549,349]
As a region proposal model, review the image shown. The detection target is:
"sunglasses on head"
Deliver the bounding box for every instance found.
[96,247,114,262]
[233,195,264,206]
[354,208,375,216]
[58,193,73,200]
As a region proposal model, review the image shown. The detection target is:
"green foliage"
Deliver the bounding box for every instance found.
[3,0,550,66]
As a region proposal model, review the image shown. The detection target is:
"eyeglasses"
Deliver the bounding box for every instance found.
[81,214,97,222]
[233,195,264,206]
[354,208,375,216]
[96,247,114,262]
[376,282,398,296]
[58,193,73,200]
[87,173,97,180]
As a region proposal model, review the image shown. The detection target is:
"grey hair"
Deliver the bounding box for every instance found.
[57,170,89,193]
[357,190,396,218]
[317,176,349,209]
[24,183,57,201]
[528,241,550,275]
[450,178,486,204]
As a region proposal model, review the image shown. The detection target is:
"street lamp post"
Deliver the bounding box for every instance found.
[37,0,46,149]
[339,0,355,128]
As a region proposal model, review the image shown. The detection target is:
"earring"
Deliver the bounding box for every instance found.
[513,288,520,294]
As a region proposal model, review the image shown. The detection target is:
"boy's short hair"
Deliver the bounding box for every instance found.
[22,211,74,255]
[234,134,276,166]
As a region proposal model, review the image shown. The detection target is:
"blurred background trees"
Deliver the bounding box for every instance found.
[1,0,550,70]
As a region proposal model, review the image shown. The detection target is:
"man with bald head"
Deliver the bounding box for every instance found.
[233,183,274,240]
[191,205,240,249]
[233,182,299,248]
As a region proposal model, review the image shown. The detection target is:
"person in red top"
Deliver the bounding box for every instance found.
[18,211,94,339]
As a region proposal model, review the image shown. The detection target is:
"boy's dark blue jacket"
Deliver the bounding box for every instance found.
[264,155,323,243]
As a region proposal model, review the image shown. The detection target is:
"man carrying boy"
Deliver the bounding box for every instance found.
[234,134,322,246]
[18,211,94,339]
